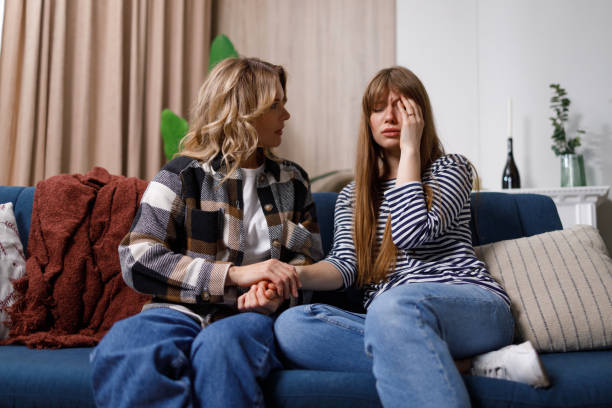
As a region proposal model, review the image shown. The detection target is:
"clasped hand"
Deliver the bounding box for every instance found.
[237,281,284,315]
[228,259,300,315]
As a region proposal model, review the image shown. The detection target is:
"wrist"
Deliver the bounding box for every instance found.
[400,145,419,157]
[296,265,310,289]
[225,265,238,287]
[295,265,304,280]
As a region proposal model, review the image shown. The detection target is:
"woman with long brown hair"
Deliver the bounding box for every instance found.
[274,66,548,407]
[91,57,323,408]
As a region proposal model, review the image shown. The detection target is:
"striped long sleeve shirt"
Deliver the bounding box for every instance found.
[323,154,510,309]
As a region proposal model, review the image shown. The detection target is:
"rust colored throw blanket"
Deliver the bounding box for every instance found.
[2,167,151,348]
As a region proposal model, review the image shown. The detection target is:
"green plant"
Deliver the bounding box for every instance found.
[208,34,239,71]
[160,34,238,161]
[160,109,189,161]
[549,83,584,156]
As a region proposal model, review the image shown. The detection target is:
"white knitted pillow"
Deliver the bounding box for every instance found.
[0,202,27,339]
[475,225,612,352]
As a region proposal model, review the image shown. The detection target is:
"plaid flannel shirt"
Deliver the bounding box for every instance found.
[119,154,323,323]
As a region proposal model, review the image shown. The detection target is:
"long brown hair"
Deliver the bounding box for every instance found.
[179,57,287,181]
[354,66,445,287]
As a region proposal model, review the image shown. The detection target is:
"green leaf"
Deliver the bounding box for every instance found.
[568,137,581,149]
[209,34,239,71]
[552,127,565,141]
[161,109,189,161]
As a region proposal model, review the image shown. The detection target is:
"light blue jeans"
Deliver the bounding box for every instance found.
[91,308,281,408]
[274,283,514,408]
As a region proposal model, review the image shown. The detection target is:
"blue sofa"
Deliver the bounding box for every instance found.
[1,186,611,408]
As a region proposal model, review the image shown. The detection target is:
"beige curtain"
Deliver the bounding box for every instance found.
[0,0,211,186]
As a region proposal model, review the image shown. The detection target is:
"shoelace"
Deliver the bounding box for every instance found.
[473,366,508,379]
[485,366,507,379]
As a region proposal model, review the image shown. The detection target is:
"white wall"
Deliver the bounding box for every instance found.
[397,0,612,252]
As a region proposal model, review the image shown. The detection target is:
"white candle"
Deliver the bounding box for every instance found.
[507,98,512,138]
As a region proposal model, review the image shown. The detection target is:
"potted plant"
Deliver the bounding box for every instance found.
[549,83,586,187]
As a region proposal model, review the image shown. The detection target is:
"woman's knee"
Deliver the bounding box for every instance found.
[92,310,197,408]
[274,305,313,342]
[194,313,276,357]
[365,286,440,342]
[275,304,371,371]
[368,285,425,318]
[94,313,147,358]
[97,308,198,353]
[278,305,336,359]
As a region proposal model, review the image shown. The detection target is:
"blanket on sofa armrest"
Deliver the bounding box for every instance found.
[1,167,151,348]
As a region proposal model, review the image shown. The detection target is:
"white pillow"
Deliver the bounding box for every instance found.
[0,202,27,339]
[475,225,612,352]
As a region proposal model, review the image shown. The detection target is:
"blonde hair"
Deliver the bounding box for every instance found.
[354,66,445,287]
[179,57,287,180]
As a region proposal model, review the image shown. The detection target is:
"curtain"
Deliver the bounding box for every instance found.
[0,0,211,186]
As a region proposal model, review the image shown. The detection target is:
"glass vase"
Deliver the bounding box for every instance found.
[560,153,586,187]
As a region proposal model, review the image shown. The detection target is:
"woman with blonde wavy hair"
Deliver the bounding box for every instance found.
[274,66,548,407]
[91,57,323,408]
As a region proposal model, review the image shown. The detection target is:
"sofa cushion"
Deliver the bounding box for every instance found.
[0,203,27,339]
[470,193,563,246]
[265,369,379,408]
[312,192,338,256]
[475,225,612,352]
[266,350,612,408]
[0,186,35,250]
[465,350,612,408]
[2,347,612,408]
[0,345,95,408]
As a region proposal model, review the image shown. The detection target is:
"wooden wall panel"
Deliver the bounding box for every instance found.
[212,0,395,178]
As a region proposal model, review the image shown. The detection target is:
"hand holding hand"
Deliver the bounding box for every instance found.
[237,281,284,315]
[227,259,300,299]
[396,96,424,154]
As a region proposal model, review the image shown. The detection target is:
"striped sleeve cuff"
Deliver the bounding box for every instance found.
[321,258,356,288]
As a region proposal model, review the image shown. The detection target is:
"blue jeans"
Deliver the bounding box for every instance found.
[91,308,281,408]
[274,283,514,408]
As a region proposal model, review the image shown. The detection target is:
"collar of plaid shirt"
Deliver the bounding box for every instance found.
[209,149,282,182]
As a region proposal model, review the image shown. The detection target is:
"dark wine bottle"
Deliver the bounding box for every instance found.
[501,137,520,189]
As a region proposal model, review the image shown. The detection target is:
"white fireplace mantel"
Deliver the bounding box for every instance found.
[490,186,610,228]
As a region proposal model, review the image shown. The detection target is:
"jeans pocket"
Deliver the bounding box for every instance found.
[308,303,366,334]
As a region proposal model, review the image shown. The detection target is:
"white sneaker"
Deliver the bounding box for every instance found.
[470,341,551,388]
